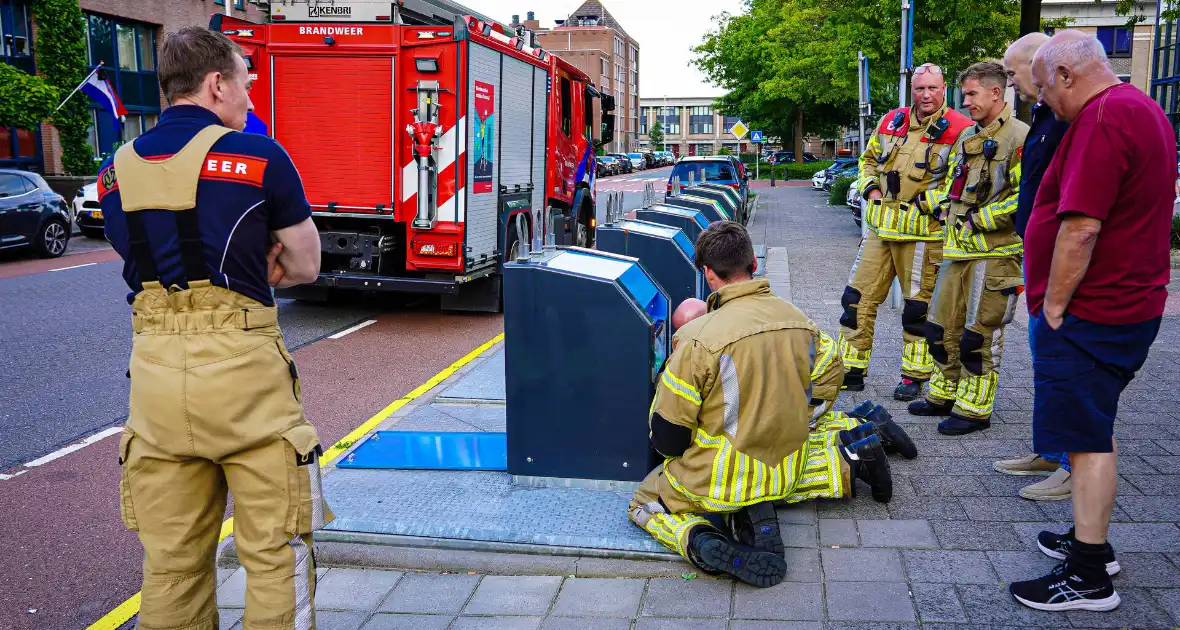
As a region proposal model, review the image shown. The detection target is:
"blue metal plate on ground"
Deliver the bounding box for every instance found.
[337,431,507,471]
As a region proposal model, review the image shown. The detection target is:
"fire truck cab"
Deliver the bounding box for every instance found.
[212,0,615,311]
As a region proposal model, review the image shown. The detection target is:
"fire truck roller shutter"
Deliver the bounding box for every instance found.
[272,56,394,209]
[530,65,548,233]
[466,43,502,264]
[499,56,533,192]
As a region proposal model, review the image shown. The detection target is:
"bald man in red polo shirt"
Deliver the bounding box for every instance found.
[1007,29,1174,613]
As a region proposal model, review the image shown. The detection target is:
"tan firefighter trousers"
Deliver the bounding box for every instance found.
[924,257,1023,420]
[118,279,334,630]
[839,231,943,380]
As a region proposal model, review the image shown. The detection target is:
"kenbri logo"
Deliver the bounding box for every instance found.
[309,6,352,17]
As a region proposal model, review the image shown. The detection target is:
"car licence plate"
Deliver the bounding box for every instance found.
[92,210,103,219]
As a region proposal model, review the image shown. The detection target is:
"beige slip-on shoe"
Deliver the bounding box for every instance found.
[993,453,1060,477]
[1019,467,1072,501]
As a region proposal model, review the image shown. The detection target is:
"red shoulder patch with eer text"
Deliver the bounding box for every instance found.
[200,153,268,187]
[97,165,118,200]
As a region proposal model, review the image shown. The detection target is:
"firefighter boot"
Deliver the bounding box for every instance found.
[688,527,788,588]
[848,400,876,419]
[839,434,893,503]
[730,502,784,558]
[837,421,879,447]
[893,377,925,402]
[842,368,867,392]
[860,405,919,460]
[908,399,954,417]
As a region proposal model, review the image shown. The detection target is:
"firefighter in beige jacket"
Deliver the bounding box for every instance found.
[629,222,895,588]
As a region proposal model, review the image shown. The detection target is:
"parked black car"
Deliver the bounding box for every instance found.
[0,169,71,258]
[609,153,634,174]
[769,151,819,164]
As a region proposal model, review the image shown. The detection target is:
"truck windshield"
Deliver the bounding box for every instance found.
[671,162,736,183]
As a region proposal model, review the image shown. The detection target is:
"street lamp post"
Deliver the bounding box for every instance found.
[886,0,915,309]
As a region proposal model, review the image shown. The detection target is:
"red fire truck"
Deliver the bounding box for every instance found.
[212,1,615,311]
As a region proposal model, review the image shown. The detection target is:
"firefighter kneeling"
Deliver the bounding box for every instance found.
[628,222,914,587]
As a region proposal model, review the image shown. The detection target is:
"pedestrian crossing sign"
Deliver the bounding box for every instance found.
[729,121,749,140]
[751,130,763,143]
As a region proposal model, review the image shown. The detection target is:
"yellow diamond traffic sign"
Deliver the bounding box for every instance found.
[729,121,748,140]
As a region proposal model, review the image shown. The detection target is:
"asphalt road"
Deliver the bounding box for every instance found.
[597,165,673,214]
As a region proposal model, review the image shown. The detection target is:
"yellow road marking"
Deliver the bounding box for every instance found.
[85,332,505,630]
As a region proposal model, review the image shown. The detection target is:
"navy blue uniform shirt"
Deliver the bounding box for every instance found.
[1015,103,1070,238]
[100,105,311,306]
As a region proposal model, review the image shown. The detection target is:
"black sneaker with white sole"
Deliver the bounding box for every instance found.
[1037,528,1121,575]
[689,530,787,588]
[1009,563,1121,612]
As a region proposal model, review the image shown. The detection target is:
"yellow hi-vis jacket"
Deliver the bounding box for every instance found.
[936,103,1030,260]
[649,279,829,512]
[857,104,974,242]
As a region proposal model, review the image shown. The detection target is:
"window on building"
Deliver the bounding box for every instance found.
[722,114,741,130]
[690,106,713,134]
[615,38,624,56]
[630,70,637,88]
[0,0,32,74]
[601,57,608,77]
[630,46,638,67]
[660,106,680,135]
[85,13,161,158]
[214,0,247,8]
[0,0,39,171]
[1097,26,1132,58]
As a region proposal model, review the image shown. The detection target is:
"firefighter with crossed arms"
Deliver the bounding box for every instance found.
[838,63,974,401]
[101,27,332,628]
[911,61,1029,435]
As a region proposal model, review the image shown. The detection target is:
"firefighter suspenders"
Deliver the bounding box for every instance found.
[113,125,234,289]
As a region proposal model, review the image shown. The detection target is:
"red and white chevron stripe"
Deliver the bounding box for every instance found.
[401,116,467,224]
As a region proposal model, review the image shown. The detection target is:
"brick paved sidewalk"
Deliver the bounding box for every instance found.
[212,187,1180,629]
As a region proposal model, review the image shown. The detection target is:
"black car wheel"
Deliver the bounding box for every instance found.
[34,218,69,258]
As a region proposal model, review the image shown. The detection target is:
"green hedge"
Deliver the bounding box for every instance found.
[1172,214,1179,250]
[785,161,832,180]
[739,158,834,181]
[829,176,856,206]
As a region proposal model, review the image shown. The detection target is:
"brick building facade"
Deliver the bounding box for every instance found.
[522,1,640,151]
[1,0,266,175]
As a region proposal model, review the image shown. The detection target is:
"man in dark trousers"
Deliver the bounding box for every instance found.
[1009,29,1174,613]
[101,27,331,628]
[990,32,1074,501]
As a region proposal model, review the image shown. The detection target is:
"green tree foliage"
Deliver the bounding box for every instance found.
[649,119,664,147]
[0,64,59,130]
[693,0,1041,164]
[33,0,93,175]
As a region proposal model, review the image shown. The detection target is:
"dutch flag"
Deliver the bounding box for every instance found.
[81,69,127,127]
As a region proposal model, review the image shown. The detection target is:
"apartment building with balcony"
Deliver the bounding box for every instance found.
[521,1,640,151]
